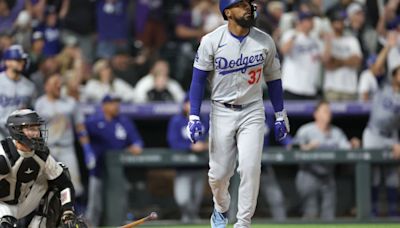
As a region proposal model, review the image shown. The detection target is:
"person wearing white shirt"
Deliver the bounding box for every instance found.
[280,11,323,99]
[134,59,185,103]
[322,10,362,101]
[82,59,136,103]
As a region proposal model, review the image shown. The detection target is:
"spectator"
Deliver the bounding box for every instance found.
[35,5,62,56]
[62,0,96,62]
[174,0,210,87]
[34,73,86,199]
[0,0,25,33]
[134,0,167,62]
[293,100,360,220]
[322,9,362,101]
[95,0,130,59]
[280,11,323,100]
[30,55,60,97]
[12,10,32,51]
[27,31,45,75]
[0,45,36,139]
[82,58,136,103]
[110,48,144,87]
[255,0,284,43]
[345,2,378,61]
[362,64,400,217]
[358,31,398,101]
[167,94,208,224]
[376,0,400,40]
[85,94,143,227]
[0,29,13,55]
[135,59,185,103]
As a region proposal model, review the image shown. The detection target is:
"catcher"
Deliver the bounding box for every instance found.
[0,109,86,228]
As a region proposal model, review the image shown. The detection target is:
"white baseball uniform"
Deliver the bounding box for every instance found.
[34,95,84,196]
[194,24,281,227]
[0,72,36,139]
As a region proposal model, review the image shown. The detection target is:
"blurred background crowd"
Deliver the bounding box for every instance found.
[1,0,400,226]
[1,0,399,102]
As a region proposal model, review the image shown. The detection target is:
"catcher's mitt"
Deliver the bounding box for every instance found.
[61,211,88,228]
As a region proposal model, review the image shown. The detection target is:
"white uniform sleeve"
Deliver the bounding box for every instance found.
[45,155,63,180]
[264,35,282,82]
[193,35,214,71]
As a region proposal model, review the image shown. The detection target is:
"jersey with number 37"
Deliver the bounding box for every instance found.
[194,24,281,105]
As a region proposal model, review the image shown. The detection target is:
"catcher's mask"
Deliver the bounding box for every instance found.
[6,109,48,151]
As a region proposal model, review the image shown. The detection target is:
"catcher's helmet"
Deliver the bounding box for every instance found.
[6,109,47,151]
[2,45,28,61]
[219,0,255,20]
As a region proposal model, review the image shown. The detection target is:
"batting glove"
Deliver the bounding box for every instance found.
[274,109,290,142]
[186,115,205,144]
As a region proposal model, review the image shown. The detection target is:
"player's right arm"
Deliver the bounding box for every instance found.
[187,35,214,143]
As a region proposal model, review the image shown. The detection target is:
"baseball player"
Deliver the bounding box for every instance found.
[167,95,208,224]
[0,109,86,228]
[35,73,87,198]
[362,64,400,217]
[186,1,289,227]
[293,100,360,220]
[0,45,36,139]
[84,94,144,227]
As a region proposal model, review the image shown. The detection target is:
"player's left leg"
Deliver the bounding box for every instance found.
[190,170,206,222]
[174,171,192,223]
[260,167,286,221]
[384,166,400,216]
[234,102,265,228]
[320,176,336,220]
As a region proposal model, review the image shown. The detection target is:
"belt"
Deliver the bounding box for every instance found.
[223,103,244,110]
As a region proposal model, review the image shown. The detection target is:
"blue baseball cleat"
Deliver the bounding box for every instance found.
[210,208,228,228]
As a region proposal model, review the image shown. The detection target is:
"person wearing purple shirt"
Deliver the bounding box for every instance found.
[84,94,143,226]
[0,0,25,32]
[35,6,62,56]
[167,95,208,224]
[96,0,129,59]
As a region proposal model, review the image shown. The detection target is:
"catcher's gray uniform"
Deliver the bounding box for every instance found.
[294,122,350,220]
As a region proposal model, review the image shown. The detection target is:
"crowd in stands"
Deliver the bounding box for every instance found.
[1,0,400,225]
[1,0,398,103]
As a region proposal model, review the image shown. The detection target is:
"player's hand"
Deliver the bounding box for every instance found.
[186,115,205,144]
[82,143,96,170]
[61,210,88,228]
[274,110,290,142]
[392,144,400,160]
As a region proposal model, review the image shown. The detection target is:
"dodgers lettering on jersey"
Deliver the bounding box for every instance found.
[368,85,400,134]
[0,72,36,132]
[194,25,281,104]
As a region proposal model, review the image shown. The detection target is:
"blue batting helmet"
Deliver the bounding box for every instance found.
[2,45,27,61]
[219,0,254,20]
